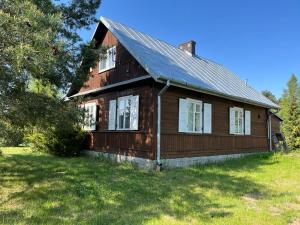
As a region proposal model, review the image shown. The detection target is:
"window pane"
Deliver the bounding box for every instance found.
[118,99,125,110]
[125,111,130,128]
[238,111,243,133]
[125,99,131,129]
[235,110,239,133]
[187,102,194,131]
[196,104,201,112]
[119,112,124,129]
[195,112,201,132]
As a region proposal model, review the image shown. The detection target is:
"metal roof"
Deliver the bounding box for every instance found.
[99,17,279,109]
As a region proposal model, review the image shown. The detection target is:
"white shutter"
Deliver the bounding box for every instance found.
[178,98,188,132]
[91,103,97,131]
[99,50,107,72]
[111,46,116,68]
[108,100,116,130]
[229,107,235,134]
[203,103,212,134]
[130,95,139,130]
[245,110,251,135]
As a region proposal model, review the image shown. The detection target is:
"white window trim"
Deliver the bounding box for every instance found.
[99,46,116,73]
[117,95,132,131]
[116,95,139,131]
[186,98,203,134]
[82,102,97,131]
[231,107,245,135]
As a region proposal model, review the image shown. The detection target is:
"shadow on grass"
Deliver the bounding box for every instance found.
[0,152,277,224]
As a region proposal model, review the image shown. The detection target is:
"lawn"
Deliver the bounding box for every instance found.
[0,148,299,225]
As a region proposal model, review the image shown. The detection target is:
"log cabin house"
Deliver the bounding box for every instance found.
[68,17,281,168]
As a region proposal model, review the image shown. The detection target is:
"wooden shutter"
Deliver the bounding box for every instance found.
[245,110,251,135]
[203,103,212,134]
[108,100,116,130]
[130,95,139,130]
[178,98,188,132]
[229,107,235,134]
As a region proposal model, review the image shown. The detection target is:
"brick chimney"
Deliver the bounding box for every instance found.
[179,40,196,55]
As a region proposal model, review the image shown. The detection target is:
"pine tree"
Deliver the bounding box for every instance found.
[0,0,101,146]
[262,90,278,104]
[279,74,300,149]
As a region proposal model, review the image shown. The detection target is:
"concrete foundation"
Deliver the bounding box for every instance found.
[84,150,261,169]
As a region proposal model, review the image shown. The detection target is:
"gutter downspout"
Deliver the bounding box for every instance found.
[268,109,279,151]
[157,80,170,170]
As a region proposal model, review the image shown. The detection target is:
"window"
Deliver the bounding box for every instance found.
[179,98,212,134]
[99,46,116,72]
[117,96,131,129]
[108,95,139,130]
[230,107,251,135]
[82,102,97,131]
[187,100,202,132]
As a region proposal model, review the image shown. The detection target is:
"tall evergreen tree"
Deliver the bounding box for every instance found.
[279,74,300,149]
[0,0,101,145]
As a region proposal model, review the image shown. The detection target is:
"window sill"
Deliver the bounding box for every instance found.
[179,131,212,135]
[116,129,138,131]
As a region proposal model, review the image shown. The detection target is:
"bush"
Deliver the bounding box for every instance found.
[0,120,25,147]
[26,126,88,157]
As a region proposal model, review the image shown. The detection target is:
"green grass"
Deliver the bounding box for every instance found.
[0,148,299,225]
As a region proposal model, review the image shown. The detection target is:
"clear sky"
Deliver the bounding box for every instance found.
[79,0,300,99]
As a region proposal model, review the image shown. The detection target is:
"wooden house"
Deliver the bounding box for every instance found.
[68,17,281,168]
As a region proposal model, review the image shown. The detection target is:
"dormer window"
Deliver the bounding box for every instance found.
[99,46,116,73]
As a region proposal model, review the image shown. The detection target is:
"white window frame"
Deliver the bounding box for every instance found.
[99,46,116,73]
[231,107,244,135]
[178,98,203,134]
[116,95,139,131]
[186,98,203,133]
[82,102,97,131]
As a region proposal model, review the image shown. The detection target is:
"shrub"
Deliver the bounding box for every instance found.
[0,120,25,147]
[26,126,88,157]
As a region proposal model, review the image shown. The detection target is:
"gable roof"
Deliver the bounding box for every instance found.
[91,16,279,109]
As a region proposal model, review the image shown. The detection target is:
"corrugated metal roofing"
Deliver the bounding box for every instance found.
[99,17,279,109]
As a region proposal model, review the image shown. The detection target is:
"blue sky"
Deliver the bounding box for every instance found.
[79,0,300,98]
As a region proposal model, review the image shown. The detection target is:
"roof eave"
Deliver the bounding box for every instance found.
[155,76,280,109]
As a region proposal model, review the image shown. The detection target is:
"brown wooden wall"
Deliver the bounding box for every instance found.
[79,30,148,93]
[271,116,281,134]
[85,81,156,160]
[159,85,270,158]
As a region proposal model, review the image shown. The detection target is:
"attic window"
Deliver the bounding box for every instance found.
[99,46,116,73]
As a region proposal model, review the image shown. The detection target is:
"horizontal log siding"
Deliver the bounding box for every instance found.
[271,116,281,134]
[79,30,148,93]
[160,86,269,158]
[85,82,156,159]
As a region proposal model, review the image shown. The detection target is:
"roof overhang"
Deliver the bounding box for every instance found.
[155,76,280,109]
